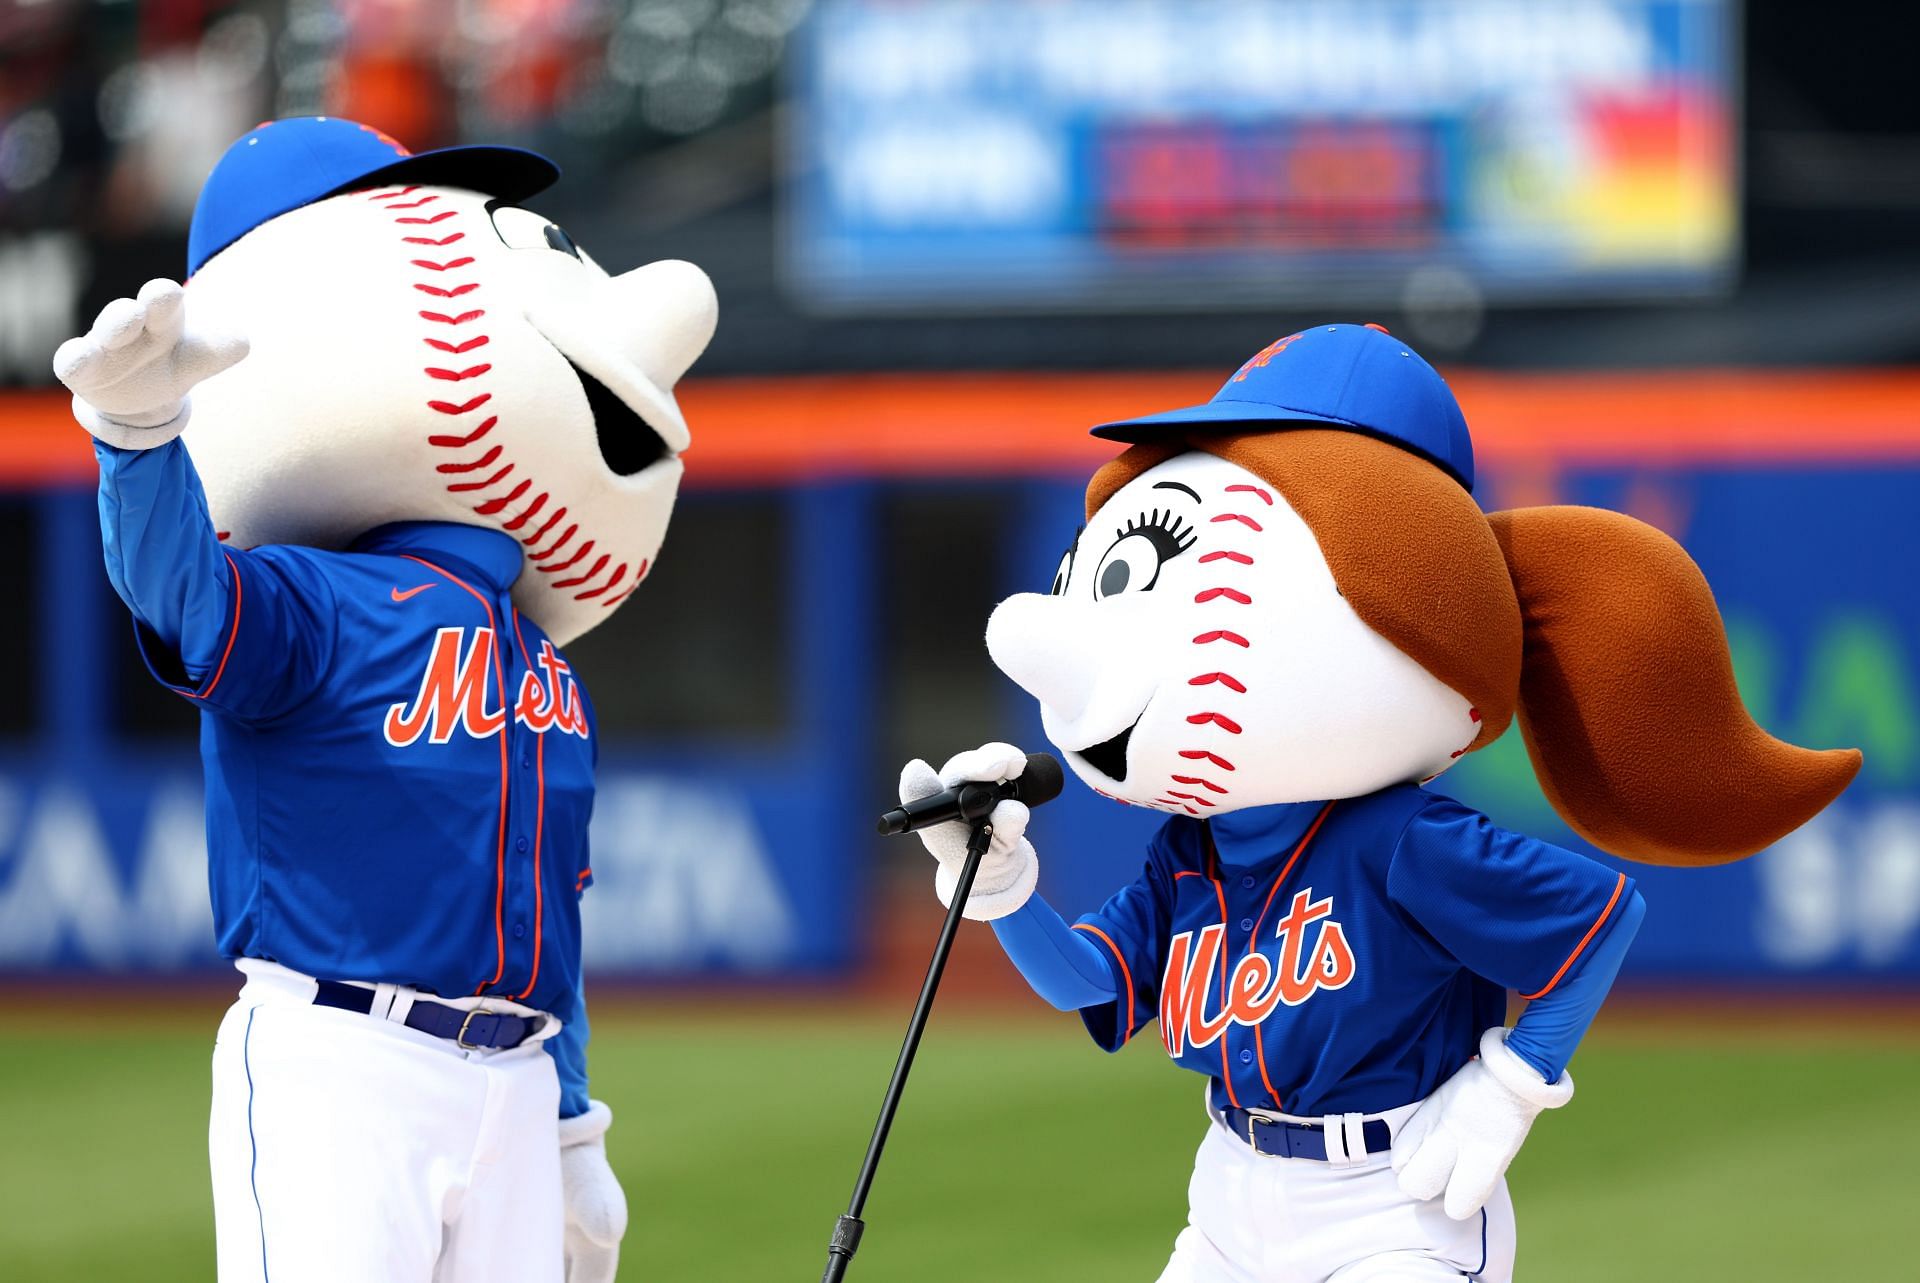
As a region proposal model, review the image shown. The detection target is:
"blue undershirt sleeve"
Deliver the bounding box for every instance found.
[1505,888,1647,1082]
[990,894,1119,1011]
[94,438,234,682]
[546,993,592,1119]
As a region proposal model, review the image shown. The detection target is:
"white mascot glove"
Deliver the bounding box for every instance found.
[52,278,249,449]
[558,1101,627,1283]
[898,741,1040,921]
[1391,1027,1574,1220]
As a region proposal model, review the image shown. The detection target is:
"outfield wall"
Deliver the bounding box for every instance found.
[2,370,1917,983]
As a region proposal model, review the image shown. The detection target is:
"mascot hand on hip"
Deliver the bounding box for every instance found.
[56,117,715,1283]
[898,324,1859,1283]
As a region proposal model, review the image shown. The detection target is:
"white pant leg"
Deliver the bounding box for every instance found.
[1156,1112,1516,1283]
[1325,1177,1514,1281]
[1156,1121,1281,1283]
[1159,1223,1263,1283]
[432,1044,563,1283]
[208,963,565,1283]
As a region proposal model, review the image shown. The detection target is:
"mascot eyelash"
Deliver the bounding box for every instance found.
[1114,506,1198,558]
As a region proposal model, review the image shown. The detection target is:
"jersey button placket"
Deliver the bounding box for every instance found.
[497,601,537,996]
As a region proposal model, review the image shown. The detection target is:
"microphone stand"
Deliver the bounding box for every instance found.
[819,817,994,1283]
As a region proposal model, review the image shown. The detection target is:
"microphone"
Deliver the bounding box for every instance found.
[877,752,1065,836]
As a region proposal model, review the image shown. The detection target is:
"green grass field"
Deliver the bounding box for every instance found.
[2,1006,1915,1281]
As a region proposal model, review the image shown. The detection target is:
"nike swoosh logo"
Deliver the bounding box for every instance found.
[391,584,437,603]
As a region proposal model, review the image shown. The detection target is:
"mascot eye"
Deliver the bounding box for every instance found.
[1092,509,1194,601]
[1093,533,1163,598]
[1049,549,1074,596]
[489,204,581,259]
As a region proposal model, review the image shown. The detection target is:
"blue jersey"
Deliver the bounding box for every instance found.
[1071,784,1634,1117]
[95,439,598,1115]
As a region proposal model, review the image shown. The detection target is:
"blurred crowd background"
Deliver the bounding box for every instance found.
[3,2,1918,1279]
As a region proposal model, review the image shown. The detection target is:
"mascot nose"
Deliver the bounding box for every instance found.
[986,593,1099,722]
[604,259,719,392]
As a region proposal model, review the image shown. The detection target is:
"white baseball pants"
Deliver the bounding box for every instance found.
[208,960,565,1283]
[1157,1103,1516,1283]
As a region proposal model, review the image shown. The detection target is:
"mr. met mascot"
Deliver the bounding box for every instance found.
[54,117,716,1283]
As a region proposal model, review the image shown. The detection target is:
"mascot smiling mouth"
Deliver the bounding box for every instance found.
[568,358,673,477]
[1072,714,1140,783]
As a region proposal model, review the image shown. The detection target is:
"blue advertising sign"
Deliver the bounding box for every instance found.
[786,0,1738,310]
[0,753,860,978]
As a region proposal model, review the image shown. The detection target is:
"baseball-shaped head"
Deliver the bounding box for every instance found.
[180,118,716,644]
[990,327,1861,863]
[989,448,1481,813]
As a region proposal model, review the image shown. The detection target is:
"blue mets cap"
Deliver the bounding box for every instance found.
[1091,323,1476,491]
[186,116,559,277]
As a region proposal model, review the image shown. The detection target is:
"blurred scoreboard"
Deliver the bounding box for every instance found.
[785,0,1737,310]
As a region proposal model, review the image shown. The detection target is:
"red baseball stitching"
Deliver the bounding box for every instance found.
[373,188,632,606]
[429,416,496,448]
[446,464,513,492]
[436,446,502,473]
[541,540,595,573]
[1180,749,1237,771]
[503,493,548,530]
[1155,492,1269,814]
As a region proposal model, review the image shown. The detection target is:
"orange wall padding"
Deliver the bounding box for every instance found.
[6,369,1920,490]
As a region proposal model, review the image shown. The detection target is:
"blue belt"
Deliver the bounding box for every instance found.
[312,980,543,1050]
[1222,1107,1393,1161]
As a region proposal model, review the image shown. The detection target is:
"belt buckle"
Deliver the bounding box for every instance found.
[1247,1113,1286,1157]
[456,1007,492,1051]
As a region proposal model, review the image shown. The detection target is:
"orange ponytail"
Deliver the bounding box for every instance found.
[1487,505,1860,866]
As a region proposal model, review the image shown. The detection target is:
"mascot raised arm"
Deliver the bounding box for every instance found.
[54,117,717,1283]
[899,324,1859,1283]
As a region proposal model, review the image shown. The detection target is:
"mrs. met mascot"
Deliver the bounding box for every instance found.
[900,324,1860,1282]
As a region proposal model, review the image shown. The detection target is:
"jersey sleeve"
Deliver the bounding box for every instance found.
[1071,828,1179,1052]
[131,542,342,723]
[990,894,1119,1011]
[545,988,593,1119]
[95,438,238,684]
[98,437,338,722]
[1505,887,1646,1080]
[1385,796,1635,999]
